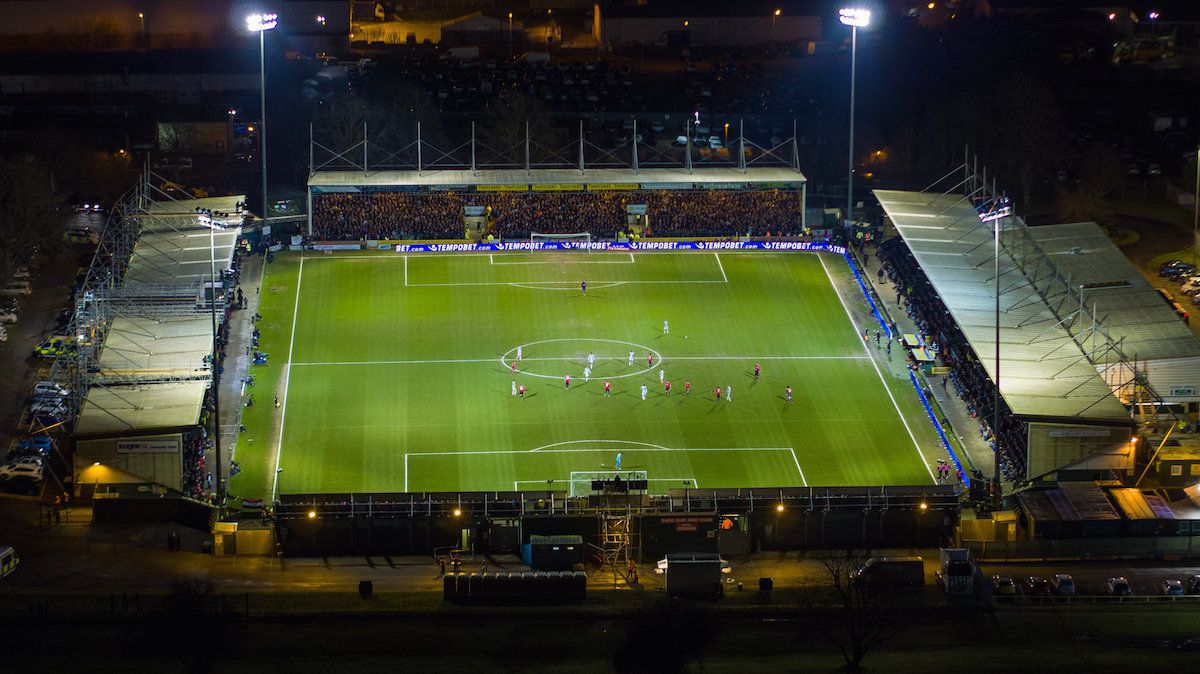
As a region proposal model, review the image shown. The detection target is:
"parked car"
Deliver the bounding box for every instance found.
[1159,261,1195,277]
[0,462,43,482]
[0,302,16,324]
[1023,576,1053,596]
[1161,579,1185,597]
[0,281,31,296]
[1052,573,1076,596]
[1105,577,1132,597]
[991,574,1017,596]
[64,228,100,245]
[1187,574,1200,595]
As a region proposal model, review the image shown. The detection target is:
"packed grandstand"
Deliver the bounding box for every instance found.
[310,188,807,241]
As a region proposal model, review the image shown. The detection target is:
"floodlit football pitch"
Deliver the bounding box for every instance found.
[231,250,940,499]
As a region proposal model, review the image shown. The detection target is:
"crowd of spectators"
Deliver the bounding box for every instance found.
[311,189,804,241]
[182,428,211,502]
[878,237,1029,482]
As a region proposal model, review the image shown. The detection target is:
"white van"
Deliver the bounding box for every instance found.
[0,546,17,580]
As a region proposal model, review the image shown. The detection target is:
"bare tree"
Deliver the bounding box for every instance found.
[0,156,62,277]
[1054,145,1124,222]
[802,550,901,672]
[483,93,554,165]
[991,77,1064,207]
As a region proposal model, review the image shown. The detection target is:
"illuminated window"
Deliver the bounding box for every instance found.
[1191,464,1200,476]
[1170,464,1183,476]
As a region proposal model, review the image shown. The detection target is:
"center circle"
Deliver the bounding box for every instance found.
[500,338,665,380]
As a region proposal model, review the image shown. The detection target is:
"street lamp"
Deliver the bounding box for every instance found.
[508,12,514,58]
[772,8,780,50]
[137,12,144,39]
[246,13,277,223]
[839,7,870,229]
[724,122,730,146]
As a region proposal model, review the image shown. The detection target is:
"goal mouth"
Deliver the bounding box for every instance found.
[531,232,593,251]
[568,470,648,497]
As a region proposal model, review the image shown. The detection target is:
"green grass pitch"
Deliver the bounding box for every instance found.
[229,250,940,499]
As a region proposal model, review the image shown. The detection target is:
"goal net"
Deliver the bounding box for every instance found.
[531,231,592,252]
[569,470,648,497]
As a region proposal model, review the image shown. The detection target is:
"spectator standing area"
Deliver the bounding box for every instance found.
[230,245,943,500]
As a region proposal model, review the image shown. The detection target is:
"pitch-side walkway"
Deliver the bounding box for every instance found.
[854,245,996,481]
[210,253,265,498]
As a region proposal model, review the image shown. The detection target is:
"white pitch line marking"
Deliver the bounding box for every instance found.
[407,280,725,287]
[789,448,807,486]
[291,355,868,367]
[404,255,408,287]
[715,252,728,283]
[817,254,936,483]
[407,446,795,457]
[271,255,304,501]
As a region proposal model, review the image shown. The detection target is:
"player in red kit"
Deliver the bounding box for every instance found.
[664,380,672,395]
[518,384,525,399]
[603,381,612,397]
[715,386,722,401]
[511,360,518,374]
[785,385,792,402]
[684,381,691,395]
[647,353,654,367]
[564,374,571,389]
[754,363,761,381]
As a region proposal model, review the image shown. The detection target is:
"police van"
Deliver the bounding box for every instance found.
[0,546,18,581]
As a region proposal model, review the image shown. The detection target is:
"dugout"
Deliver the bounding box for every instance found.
[522,534,584,571]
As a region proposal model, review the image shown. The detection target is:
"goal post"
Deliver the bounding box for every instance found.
[531,231,592,252]
[569,470,647,497]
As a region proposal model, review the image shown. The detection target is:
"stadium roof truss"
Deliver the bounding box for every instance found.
[309,118,809,175]
[874,186,1137,425]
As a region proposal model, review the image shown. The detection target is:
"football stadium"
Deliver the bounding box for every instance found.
[59,126,1199,564]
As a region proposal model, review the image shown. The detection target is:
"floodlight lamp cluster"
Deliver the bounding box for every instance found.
[838,8,871,27]
[246,12,277,32]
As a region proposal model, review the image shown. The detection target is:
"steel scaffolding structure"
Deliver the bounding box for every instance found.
[44,170,237,435]
[309,118,806,175]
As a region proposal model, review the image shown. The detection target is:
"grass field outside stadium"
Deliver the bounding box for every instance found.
[229,249,943,500]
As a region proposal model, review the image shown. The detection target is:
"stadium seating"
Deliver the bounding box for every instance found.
[879,237,1029,481]
[310,189,805,241]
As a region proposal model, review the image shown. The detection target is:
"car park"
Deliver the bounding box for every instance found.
[991,574,1017,596]
[1105,577,1132,596]
[1161,579,1185,596]
[1051,573,1076,596]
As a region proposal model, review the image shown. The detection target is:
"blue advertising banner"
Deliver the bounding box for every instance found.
[391,241,845,254]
